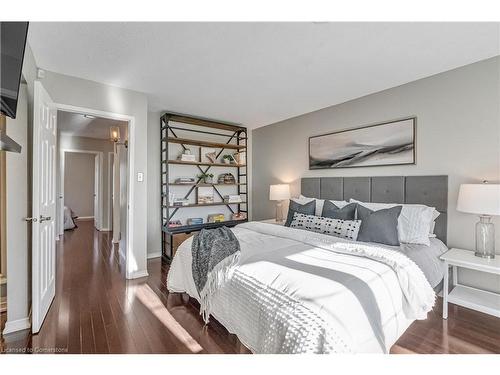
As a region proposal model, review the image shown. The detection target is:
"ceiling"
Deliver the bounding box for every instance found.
[29,22,500,129]
[58,111,128,140]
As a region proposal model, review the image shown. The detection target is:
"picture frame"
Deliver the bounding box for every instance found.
[309,117,416,169]
[197,186,214,204]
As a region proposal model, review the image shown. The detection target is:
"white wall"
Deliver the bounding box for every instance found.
[147,111,161,257]
[252,57,500,292]
[4,83,30,334]
[64,152,95,218]
[40,69,149,279]
[2,44,39,334]
[119,145,128,258]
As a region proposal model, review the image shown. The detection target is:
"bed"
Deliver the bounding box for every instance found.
[167,175,448,353]
[63,206,78,230]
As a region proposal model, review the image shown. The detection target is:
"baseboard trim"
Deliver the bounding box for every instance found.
[76,216,94,221]
[126,270,149,280]
[147,251,162,259]
[3,317,30,335]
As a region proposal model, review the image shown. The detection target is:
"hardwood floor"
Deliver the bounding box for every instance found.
[1,220,500,354]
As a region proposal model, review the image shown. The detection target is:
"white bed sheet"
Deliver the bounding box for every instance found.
[167,223,429,353]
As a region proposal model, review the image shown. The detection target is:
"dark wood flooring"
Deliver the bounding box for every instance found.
[1,220,500,354]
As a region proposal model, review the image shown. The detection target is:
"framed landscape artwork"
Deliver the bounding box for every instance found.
[309,117,416,169]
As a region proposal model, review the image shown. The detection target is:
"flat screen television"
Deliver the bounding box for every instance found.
[0,22,29,119]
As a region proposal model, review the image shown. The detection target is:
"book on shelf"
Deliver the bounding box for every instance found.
[207,213,225,223]
[223,194,243,203]
[175,177,195,184]
[232,212,247,221]
[168,220,182,228]
[180,154,196,162]
[172,198,190,206]
[187,218,203,225]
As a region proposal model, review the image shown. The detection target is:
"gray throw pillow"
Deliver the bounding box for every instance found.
[285,199,316,227]
[357,205,402,246]
[322,201,357,220]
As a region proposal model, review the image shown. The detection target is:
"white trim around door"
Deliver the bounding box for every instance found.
[52,103,138,279]
[106,151,114,233]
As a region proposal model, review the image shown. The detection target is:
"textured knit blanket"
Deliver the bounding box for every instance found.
[191,226,240,323]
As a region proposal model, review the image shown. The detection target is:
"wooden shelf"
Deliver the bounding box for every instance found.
[166,159,246,168]
[163,219,248,234]
[165,137,246,150]
[165,114,246,132]
[168,183,246,186]
[160,112,248,261]
[165,202,246,209]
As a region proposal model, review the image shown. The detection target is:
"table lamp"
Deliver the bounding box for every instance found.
[269,184,290,223]
[457,182,500,258]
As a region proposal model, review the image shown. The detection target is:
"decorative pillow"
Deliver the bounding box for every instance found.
[356,205,402,246]
[350,199,438,246]
[321,200,357,220]
[290,213,361,241]
[299,195,349,216]
[285,199,316,227]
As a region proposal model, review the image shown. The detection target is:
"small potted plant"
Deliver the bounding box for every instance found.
[222,154,234,164]
[197,173,214,184]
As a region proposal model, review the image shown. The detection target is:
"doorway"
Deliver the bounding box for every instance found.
[57,110,128,242]
[30,82,140,335]
[61,150,103,230]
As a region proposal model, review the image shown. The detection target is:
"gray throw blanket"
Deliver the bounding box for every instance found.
[191,226,241,323]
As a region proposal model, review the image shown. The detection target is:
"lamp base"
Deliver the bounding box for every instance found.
[474,252,495,259]
[275,201,284,223]
[475,215,495,259]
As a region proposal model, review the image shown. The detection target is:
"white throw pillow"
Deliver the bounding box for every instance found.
[350,199,437,246]
[299,195,349,216]
[290,213,361,241]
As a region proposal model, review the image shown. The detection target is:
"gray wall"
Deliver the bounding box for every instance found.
[252,57,500,292]
[64,152,95,218]
[58,134,114,230]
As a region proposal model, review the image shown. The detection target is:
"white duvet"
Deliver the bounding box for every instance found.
[167,222,435,354]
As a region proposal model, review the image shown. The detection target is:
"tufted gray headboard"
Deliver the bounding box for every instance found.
[301,176,448,244]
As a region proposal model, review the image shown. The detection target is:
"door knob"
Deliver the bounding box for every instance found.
[39,215,51,222]
[24,217,38,222]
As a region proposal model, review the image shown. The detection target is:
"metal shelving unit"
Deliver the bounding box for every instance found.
[160,113,248,261]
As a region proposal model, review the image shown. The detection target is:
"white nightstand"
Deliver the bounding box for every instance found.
[440,248,500,319]
[259,218,285,226]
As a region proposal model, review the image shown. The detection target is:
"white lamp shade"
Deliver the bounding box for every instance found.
[269,184,290,201]
[457,183,500,216]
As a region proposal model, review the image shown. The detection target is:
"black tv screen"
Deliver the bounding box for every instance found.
[0,22,29,119]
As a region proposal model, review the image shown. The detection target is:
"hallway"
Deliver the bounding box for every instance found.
[23,221,242,354]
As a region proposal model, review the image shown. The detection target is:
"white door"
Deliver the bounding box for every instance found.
[32,81,57,333]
